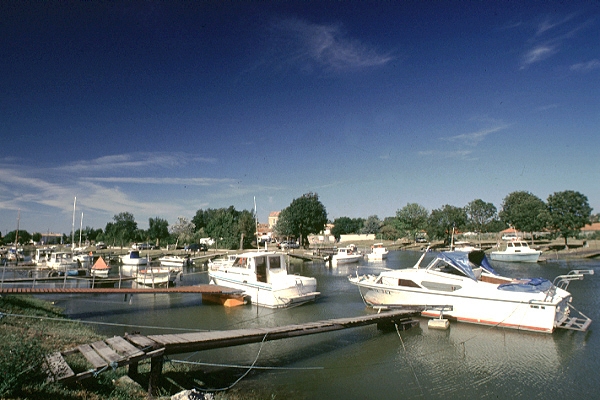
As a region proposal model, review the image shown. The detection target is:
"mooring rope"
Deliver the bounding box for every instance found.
[0,311,210,332]
[195,332,271,392]
[170,359,322,371]
[395,323,425,398]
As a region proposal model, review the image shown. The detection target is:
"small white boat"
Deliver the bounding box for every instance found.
[74,252,93,268]
[46,252,79,276]
[332,245,363,264]
[490,240,542,263]
[349,250,592,333]
[367,243,389,261]
[159,255,189,268]
[33,248,51,265]
[120,250,148,266]
[451,241,482,252]
[134,267,177,286]
[208,254,238,269]
[90,256,110,278]
[208,251,319,308]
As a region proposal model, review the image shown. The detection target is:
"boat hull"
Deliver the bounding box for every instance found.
[209,272,319,308]
[350,279,568,333]
[489,251,541,263]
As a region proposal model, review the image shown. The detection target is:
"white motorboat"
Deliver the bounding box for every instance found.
[74,251,93,268]
[120,250,148,266]
[331,245,363,264]
[367,243,389,261]
[90,256,110,278]
[349,250,592,333]
[208,251,320,308]
[46,252,79,276]
[207,254,237,269]
[135,267,179,286]
[159,255,189,268]
[33,248,51,265]
[490,240,542,263]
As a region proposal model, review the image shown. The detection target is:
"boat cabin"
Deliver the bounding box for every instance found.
[230,252,287,284]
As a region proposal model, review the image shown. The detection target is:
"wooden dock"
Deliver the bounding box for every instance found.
[0,284,242,296]
[45,309,421,395]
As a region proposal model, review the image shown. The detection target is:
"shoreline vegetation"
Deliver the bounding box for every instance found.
[1,240,598,399]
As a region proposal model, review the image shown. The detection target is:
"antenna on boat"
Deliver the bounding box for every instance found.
[79,212,83,248]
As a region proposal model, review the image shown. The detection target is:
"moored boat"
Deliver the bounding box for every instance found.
[367,243,389,261]
[349,250,592,333]
[159,255,189,268]
[490,240,542,263]
[208,251,319,308]
[90,256,110,278]
[46,252,79,276]
[134,267,178,286]
[332,245,363,264]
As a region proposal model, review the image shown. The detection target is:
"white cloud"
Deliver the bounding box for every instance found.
[272,18,394,71]
[570,59,600,72]
[443,125,507,146]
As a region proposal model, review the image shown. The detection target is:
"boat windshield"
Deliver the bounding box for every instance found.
[428,251,498,281]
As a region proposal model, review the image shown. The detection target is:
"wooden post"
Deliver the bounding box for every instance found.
[148,355,163,396]
[128,361,138,379]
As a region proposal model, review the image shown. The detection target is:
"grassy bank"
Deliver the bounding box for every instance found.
[0,296,279,399]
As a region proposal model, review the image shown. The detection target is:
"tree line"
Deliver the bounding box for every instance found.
[1,190,596,249]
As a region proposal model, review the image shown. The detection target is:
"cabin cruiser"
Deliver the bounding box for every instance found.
[367,243,389,261]
[208,251,319,308]
[46,252,79,276]
[349,250,592,333]
[331,244,363,264]
[159,255,189,268]
[490,240,542,263]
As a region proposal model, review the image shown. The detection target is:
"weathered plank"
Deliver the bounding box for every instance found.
[126,334,158,349]
[105,336,144,358]
[45,352,75,382]
[78,344,107,369]
[91,340,121,364]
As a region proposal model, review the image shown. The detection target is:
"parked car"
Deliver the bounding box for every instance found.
[95,242,107,250]
[278,241,299,249]
[416,237,428,243]
[185,243,207,252]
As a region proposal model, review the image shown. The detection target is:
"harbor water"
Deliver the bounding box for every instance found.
[20,251,600,399]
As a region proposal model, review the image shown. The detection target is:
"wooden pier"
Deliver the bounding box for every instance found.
[0,283,242,296]
[45,309,421,395]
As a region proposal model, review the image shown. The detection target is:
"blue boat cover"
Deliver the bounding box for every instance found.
[497,277,552,292]
[439,251,499,281]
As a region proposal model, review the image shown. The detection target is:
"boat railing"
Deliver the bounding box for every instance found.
[545,269,594,301]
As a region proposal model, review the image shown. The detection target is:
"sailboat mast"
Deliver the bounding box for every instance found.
[254,196,259,248]
[15,209,20,246]
[71,197,76,248]
[79,211,83,248]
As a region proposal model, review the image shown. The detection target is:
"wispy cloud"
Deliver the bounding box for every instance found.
[519,13,590,69]
[271,18,394,71]
[418,150,474,159]
[83,177,234,186]
[570,59,600,72]
[443,125,507,146]
[57,152,216,172]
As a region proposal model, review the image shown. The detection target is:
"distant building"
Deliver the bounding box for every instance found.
[581,223,600,236]
[268,211,280,229]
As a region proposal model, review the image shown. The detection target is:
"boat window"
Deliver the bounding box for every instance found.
[398,279,421,288]
[514,242,522,247]
[237,257,248,268]
[256,256,267,283]
[268,256,281,270]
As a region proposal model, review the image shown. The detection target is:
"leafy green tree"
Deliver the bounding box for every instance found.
[395,203,429,241]
[105,212,137,248]
[427,205,467,244]
[465,199,497,234]
[148,217,170,247]
[499,191,547,242]
[32,232,42,244]
[275,192,327,248]
[547,190,592,247]
[203,206,256,250]
[3,230,31,245]
[331,217,363,241]
[362,215,383,235]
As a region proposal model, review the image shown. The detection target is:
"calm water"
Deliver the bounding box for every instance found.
[17,251,600,399]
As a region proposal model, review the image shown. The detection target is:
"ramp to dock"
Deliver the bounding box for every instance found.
[45,309,422,394]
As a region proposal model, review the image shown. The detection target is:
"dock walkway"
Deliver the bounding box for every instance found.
[0,283,241,295]
[45,309,421,395]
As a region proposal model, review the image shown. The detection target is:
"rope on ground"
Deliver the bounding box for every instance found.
[196,332,270,392]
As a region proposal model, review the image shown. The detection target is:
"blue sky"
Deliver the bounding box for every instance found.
[1,1,599,235]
